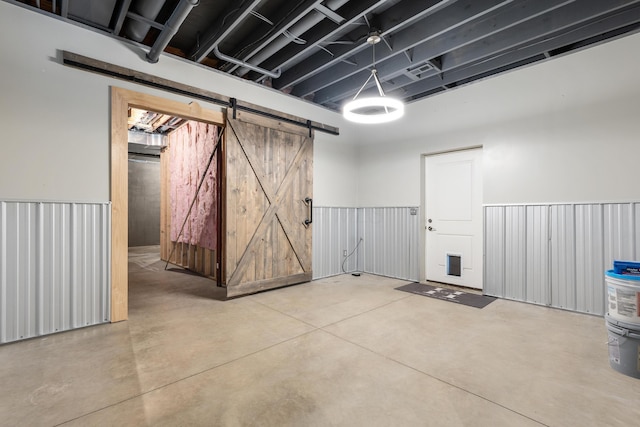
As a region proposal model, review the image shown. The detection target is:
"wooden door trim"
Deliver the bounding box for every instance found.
[110,86,224,322]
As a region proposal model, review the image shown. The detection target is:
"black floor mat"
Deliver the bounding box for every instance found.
[396,283,496,309]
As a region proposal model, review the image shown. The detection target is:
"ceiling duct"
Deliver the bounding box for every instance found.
[67,0,119,29]
[123,0,167,42]
[147,0,199,63]
[128,130,167,147]
[234,0,350,77]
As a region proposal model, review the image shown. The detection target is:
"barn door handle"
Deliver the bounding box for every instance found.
[303,197,313,227]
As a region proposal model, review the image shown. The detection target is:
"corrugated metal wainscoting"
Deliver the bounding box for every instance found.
[358,207,420,281]
[312,207,421,281]
[485,203,640,316]
[0,201,111,344]
[312,207,358,279]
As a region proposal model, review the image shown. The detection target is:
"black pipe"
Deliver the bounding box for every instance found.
[147,0,199,64]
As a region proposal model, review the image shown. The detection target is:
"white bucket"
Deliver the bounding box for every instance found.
[605,270,640,325]
[605,315,640,379]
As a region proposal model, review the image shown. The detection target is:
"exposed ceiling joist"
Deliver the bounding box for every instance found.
[221,0,324,74]
[388,4,640,101]
[13,0,640,111]
[189,0,263,62]
[275,0,462,91]
[250,0,388,77]
[111,0,132,35]
[311,0,574,104]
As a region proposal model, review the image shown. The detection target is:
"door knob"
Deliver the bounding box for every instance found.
[428,226,436,231]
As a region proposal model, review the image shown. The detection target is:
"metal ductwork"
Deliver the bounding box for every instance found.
[128,130,167,147]
[123,0,167,42]
[147,0,199,63]
[234,0,349,77]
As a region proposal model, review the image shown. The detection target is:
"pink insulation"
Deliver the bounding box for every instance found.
[168,121,219,250]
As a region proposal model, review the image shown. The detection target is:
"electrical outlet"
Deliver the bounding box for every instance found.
[343,250,347,257]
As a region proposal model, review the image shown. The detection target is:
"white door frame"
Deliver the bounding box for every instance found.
[419,146,483,284]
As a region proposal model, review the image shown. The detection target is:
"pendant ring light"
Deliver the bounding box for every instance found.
[342,33,404,124]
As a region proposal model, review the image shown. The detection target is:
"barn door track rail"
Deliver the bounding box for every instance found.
[62,51,339,136]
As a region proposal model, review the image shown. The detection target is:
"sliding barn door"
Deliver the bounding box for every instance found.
[225,110,313,297]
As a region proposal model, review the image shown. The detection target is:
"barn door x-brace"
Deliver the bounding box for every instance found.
[224,110,314,297]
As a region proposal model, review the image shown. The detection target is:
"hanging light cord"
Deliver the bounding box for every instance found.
[370,37,389,111]
[351,36,389,113]
[342,32,404,124]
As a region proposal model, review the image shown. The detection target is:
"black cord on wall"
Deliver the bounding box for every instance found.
[342,238,364,275]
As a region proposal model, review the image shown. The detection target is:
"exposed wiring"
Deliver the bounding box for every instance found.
[342,238,363,274]
[283,30,306,44]
[231,6,309,67]
[249,10,274,25]
[192,7,240,59]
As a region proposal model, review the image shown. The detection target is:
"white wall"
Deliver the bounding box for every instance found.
[354,32,640,206]
[0,2,360,206]
[3,2,640,209]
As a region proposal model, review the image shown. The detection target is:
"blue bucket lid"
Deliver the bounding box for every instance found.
[605,269,640,281]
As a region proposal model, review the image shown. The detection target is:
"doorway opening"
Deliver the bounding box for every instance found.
[127,118,163,287]
[111,87,225,322]
[126,105,226,315]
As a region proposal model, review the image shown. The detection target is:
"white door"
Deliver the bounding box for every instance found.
[425,148,483,289]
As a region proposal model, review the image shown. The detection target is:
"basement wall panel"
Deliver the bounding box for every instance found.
[0,201,110,344]
[484,206,505,297]
[550,204,576,311]
[358,207,420,281]
[526,205,550,306]
[575,204,604,315]
[484,202,640,316]
[312,207,358,279]
[504,206,526,302]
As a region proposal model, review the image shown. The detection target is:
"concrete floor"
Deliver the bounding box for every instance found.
[1,247,639,426]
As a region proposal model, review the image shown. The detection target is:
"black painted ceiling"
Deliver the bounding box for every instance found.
[12,0,640,110]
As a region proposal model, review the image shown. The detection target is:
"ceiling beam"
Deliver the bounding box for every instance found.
[253,0,388,76]
[317,0,621,104]
[189,0,263,63]
[310,0,566,103]
[60,0,68,18]
[288,0,520,96]
[112,0,132,35]
[315,4,345,24]
[438,0,640,71]
[273,0,462,90]
[382,4,640,102]
[126,11,165,31]
[222,0,324,73]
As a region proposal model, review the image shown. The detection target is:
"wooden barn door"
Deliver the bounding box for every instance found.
[225,110,313,297]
